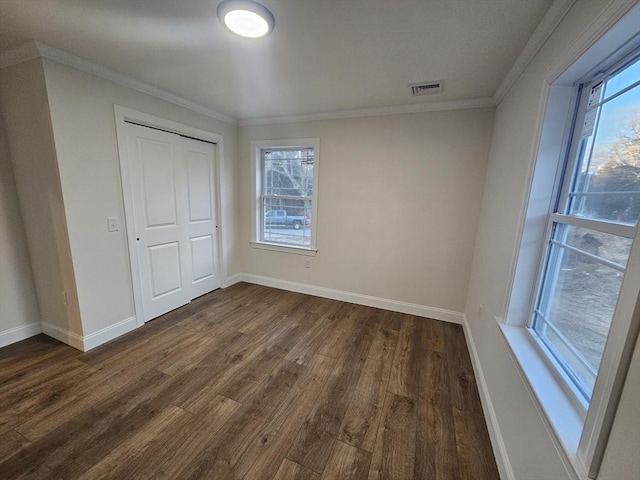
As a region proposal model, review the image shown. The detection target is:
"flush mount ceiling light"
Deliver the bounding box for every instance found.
[217,0,275,39]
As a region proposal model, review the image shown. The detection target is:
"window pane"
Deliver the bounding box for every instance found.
[534,317,597,393]
[569,84,640,225]
[564,225,633,265]
[262,197,312,247]
[604,55,640,99]
[263,149,314,197]
[534,225,631,397]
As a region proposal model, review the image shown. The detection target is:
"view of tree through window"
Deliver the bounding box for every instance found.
[532,54,639,400]
[260,147,314,247]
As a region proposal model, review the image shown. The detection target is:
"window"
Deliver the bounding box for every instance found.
[531,53,639,402]
[251,139,319,254]
[499,9,640,476]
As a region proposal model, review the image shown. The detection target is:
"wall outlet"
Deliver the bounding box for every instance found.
[107,216,119,232]
[305,258,311,268]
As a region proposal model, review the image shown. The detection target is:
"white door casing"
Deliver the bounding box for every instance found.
[124,123,220,322]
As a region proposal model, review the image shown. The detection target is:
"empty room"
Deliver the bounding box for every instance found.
[0,0,639,479]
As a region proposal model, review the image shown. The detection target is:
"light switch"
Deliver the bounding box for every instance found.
[107,216,119,232]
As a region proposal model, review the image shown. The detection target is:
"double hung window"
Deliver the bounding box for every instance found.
[531,53,640,401]
[251,139,319,253]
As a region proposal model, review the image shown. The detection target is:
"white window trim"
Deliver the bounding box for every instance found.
[500,5,640,479]
[249,241,318,256]
[250,138,320,255]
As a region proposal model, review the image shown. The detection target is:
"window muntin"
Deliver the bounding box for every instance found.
[532,53,639,401]
[258,146,315,248]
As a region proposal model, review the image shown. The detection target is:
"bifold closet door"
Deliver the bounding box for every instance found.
[125,123,219,322]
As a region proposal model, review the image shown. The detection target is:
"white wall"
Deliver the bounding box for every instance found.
[464,0,640,478]
[0,58,83,340]
[239,108,494,316]
[0,110,41,344]
[41,59,240,338]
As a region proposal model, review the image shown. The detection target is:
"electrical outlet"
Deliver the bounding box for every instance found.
[305,258,311,268]
[107,216,119,232]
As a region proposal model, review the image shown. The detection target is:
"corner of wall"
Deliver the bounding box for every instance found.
[0,56,84,347]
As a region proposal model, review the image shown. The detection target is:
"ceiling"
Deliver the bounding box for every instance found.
[0,0,554,122]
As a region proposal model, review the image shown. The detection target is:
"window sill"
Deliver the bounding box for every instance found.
[250,241,317,256]
[498,320,589,479]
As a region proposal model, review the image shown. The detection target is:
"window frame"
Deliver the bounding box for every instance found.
[250,138,320,256]
[499,12,640,478]
[528,53,640,403]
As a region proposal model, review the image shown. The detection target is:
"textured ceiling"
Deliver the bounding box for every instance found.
[0,0,553,121]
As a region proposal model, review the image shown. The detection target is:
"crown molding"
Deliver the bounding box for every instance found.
[35,43,238,126]
[0,40,40,69]
[1,40,493,129]
[493,0,576,104]
[238,97,495,127]
[2,37,508,128]
[0,40,238,126]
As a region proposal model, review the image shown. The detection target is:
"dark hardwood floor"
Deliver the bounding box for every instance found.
[0,282,499,479]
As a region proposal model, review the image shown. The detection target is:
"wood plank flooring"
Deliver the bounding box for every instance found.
[0,283,499,479]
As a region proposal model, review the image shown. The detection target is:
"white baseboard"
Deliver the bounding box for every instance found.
[40,316,138,352]
[462,314,514,480]
[223,273,244,288]
[0,322,42,348]
[237,273,464,324]
[25,273,462,352]
[41,321,85,351]
[82,316,137,351]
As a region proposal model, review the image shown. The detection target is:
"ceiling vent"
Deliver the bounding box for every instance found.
[409,81,442,96]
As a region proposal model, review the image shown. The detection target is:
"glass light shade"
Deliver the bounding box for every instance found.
[224,10,269,38]
[217,0,275,39]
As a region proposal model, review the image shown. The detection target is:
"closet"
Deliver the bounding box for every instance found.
[124,122,220,322]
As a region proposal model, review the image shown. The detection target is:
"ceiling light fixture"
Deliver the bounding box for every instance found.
[217,0,275,39]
